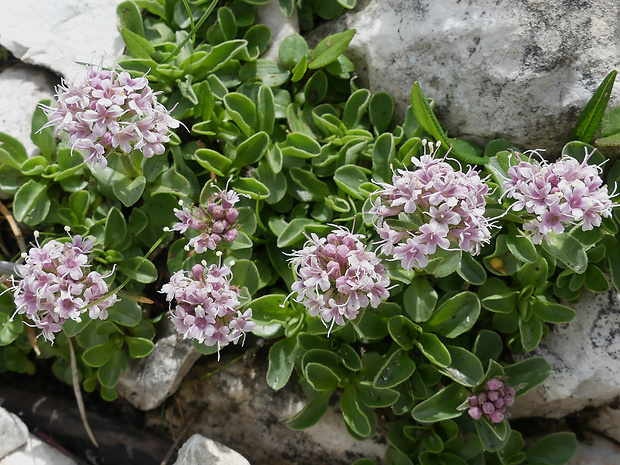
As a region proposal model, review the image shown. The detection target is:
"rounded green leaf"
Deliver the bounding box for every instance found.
[97,349,126,387]
[358,381,400,408]
[340,386,372,437]
[388,315,422,350]
[411,383,470,422]
[334,164,370,200]
[415,333,451,367]
[195,148,232,176]
[309,29,356,70]
[13,179,50,225]
[457,253,487,285]
[104,207,129,251]
[112,174,146,207]
[126,336,155,358]
[287,390,331,430]
[403,276,438,323]
[280,133,321,158]
[423,291,480,338]
[504,357,551,396]
[231,131,269,169]
[117,256,158,283]
[374,349,416,389]
[231,177,270,199]
[306,362,339,391]
[279,33,309,66]
[231,259,260,294]
[82,341,115,367]
[369,92,394,133]
[519,315,543,351]
[531,300,576,324]
[224,92,256,136]
[526,432,578,464]
[439,346,484,387]
[107,299,142,327]
[267,336,298,390]
[541,232,588,274]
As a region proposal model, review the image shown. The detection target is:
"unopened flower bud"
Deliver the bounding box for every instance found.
[468,395,479,407]
[494,397,505,409]
[482,402,495,414]
[468,406,483,420]
[488,390,499,402]
[223,229,238,242]
[486,379,504,391]
[226,208,239,223]
[489,411,504,423]
[504,395,515,407]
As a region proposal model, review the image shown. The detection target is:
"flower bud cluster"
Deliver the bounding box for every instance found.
[160,262,254,349]
[171,189,241,253]
[367,142,492,270]
[467,378,515,424]
[41,63,180,169]
[502,150,614,244]
[289,227,391,333]
[10,232,118,342]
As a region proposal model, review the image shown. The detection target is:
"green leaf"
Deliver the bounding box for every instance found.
[120,27,155,58]
[113,175,146,207]
[475,418,510,452]
[372,133,395,182]
[257,86,275,135]
[240,60,291,87]
[570,70,617,143]
[541,232,588,274]
[439,346,484,387]
[279,33,308,66]
[415,333,451,367]
[306,363,339,391]
[519,315,543,351]
[456,253,487,285]
[224,92,256,136]
[473,330,503,368]
[104,207,129,250]
[117,256,158,283]
[280,133,321,158]
[403,276,438,323]
[97,349,126,387]
[343,89,371,129]
[410,83,487,164]
[584,264,610,293]
[82,341,115,367]
[31,101,55,159]
[358,382,400,408]
[231,259,260,294]
[369,92,394,133]
[334,164,370,200]
[506,227,538,263]
[0,313,23,346]
[388,315,422,350]
[194,81,215,121]
[374,349,416,389]
[423,291,480,338]
[117,1,145,36]
[232,177,270,199]
[340,386,373,437]
[107,299,142,327]
[0,132,28,164]
[126,336,155,358]
[309,29,356,69]
[289,168,331,200]
[287,390,332,430]
[277,218,318,247]
[231,131,269,169]
[13,179,50,225]
[532,300,576,324]
[304,71,328,105]
[504,357,551,396]
[526,432,578,465]
[192,40,247,75]
[411,383,469,422]
[267,336,298,390]
[195,148,232,176]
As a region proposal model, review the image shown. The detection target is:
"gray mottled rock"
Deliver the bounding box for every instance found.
[0,66,57,157]
[0,434,78,465]
[148,353,387,465]
[308,0,620,152]
[514,290,620,419]
[588,402,620,443]
[567,432,620,465]
[173,434,250,465]
[256,0,299,62]
[0,407,28,459]
[117,322,202,410]
[0,0,126,79]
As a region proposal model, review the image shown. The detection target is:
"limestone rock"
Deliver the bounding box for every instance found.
[0,435,78,465]
[513,290,620,419]
[173,434,250,465]
[567,432,620,465]
[307,0,620,153]
[117,321,202,410]
[588,402,620,444]
[0,407,28,459]
[149,353,388,465]
[0,66,57,157]
[256,0,300,62]
[0,0,126,79]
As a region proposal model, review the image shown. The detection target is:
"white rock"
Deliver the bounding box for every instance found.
[150,355,387,464]
[116,323,202,410]
[514,290,620,419]
[0,66,57,157]
[307,0,620,152]
[588,404,620,443]
[0,434,77,465]
[256,0,300,62]
[0,407,28,459]
[173,434,250,465]
[0,0,126,79]
[567,432,620,465]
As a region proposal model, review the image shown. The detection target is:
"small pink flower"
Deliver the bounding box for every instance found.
[288,226,391,335]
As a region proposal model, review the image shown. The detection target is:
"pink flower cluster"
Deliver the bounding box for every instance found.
[467,378,515,423]
[160,263,254,350]
[10,232,118,342]
[367,143,492,270]
[502,150,614,244]
[289,227,391,333]
[41,63,180,169]
[171,189,240,253]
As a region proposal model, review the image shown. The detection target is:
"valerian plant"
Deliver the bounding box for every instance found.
[0,0,619,464]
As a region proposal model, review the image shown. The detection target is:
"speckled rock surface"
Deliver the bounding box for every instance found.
[148,352,388,465]
[567,432,620,465]
[307,0,620,152]
[173,434,250,465]
[0,435,78,465]
[0,66,56,157]
[0,0,126,79]
[116,321,202,411]
[0,406,28,459]
[588,402,620,444]
[513,290,620,419]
